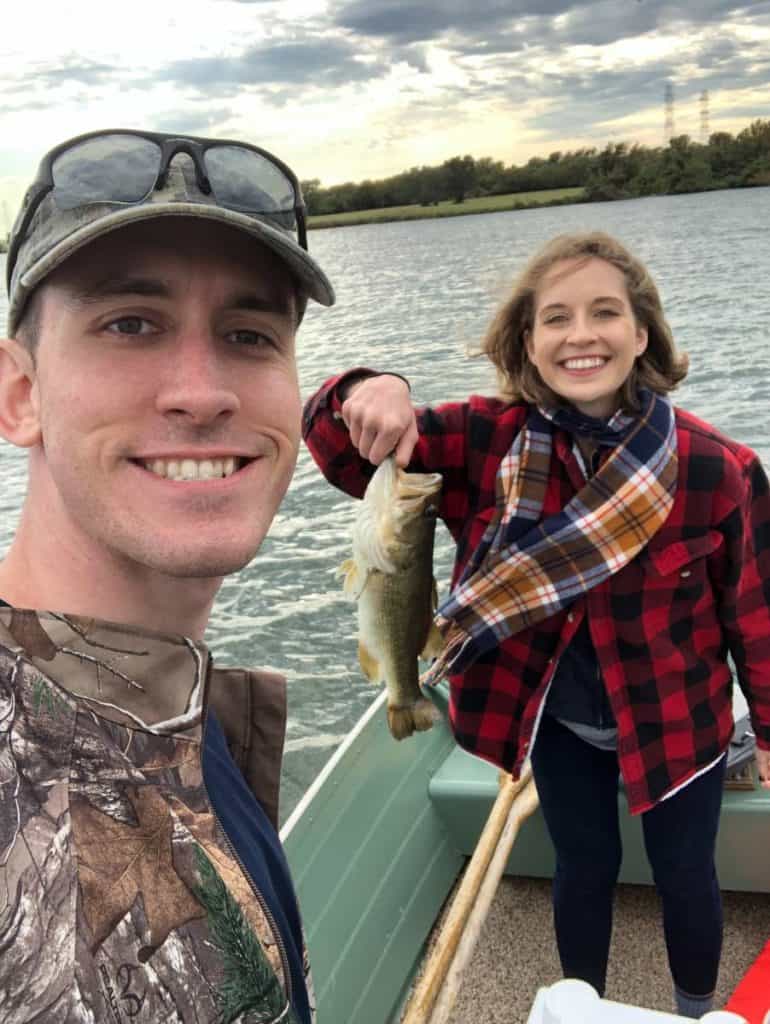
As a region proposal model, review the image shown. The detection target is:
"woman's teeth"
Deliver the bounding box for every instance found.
[562,357,606,370]
[145,457,239,481]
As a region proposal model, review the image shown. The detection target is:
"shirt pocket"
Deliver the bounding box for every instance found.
[644,530,723,586]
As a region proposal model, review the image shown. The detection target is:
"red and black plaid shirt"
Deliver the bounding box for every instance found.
[303,370,770,813]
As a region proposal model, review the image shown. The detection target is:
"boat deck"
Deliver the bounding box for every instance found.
[283,689,770,1024]
[439,875,770,1023]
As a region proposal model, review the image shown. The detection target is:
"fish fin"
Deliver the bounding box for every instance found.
[336,557,355,580]
[431,578,438,610]
[358,640,382,684]
[412,698,438,733]
[338,559,365,599]
[420,619,444,661]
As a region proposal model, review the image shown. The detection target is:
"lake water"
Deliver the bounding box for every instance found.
[1,186,769,820]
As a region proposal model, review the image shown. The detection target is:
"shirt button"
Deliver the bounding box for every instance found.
[680,569,692,578]
[567,612,574,623]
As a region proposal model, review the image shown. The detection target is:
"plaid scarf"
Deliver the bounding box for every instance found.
[422,390,678,686]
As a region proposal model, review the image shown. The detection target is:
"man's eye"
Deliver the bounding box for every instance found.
[107,317,153,336]
[228,329,275,347]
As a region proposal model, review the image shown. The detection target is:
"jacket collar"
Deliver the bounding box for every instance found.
[0,606,287,826]
[0,606,208,735]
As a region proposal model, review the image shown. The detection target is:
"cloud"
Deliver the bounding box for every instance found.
[155,37,390,93]
[331,0,524,45]
[32,58,117,88]
[150,108,240,136]
[0,54,124,111]
[332,0,770,52]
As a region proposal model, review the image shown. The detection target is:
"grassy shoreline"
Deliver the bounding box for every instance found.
[307,187,585,230]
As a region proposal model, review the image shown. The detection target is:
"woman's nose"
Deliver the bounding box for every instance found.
[566,312,599,343]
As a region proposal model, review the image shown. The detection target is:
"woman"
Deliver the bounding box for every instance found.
[302,231,770,1017]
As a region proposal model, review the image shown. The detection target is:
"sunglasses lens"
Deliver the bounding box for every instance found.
[52,134,161,210]
[204,145,296,217]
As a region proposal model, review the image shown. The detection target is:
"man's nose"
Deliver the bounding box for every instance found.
[155,332,239,424]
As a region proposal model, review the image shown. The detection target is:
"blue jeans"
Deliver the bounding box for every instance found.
[531,713,725,997]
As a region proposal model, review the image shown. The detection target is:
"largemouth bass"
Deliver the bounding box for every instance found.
[339,456,444,740]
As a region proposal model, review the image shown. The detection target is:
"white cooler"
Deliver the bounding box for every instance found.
[525,979,757,1024]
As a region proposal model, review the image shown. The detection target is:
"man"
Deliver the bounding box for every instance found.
[0,130,334,1023]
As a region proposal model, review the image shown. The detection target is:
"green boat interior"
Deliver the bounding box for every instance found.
[281,685,769,1024]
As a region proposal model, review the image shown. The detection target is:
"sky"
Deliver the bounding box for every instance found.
[1,0,770,227]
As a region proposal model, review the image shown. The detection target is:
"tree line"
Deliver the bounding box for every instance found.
[301,118,770,215]
[0,119,767,248]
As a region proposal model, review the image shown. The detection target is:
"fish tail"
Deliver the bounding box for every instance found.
[386,698,437,741]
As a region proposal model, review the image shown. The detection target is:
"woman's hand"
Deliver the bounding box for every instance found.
[756,747,770,790]
[340,374,419,467]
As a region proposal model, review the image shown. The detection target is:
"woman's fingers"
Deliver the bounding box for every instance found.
[341,374,417,466]
[393,419,419,468]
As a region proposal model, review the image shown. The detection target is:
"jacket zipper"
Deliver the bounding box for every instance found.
[200,695,294,1020]
[211,803,294,1019]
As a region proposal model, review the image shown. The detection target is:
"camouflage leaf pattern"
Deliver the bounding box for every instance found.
[0,609,303,1024]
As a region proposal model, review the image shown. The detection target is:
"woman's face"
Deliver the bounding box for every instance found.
[526,256,648,418]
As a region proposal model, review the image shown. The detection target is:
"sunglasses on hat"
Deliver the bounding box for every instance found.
[7,129,309,289]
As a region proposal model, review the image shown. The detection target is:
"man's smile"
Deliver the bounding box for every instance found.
[136,456,252,481]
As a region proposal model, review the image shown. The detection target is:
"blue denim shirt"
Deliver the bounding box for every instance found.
[545,615,617,731]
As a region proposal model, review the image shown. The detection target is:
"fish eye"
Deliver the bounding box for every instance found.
[423,504,439,519]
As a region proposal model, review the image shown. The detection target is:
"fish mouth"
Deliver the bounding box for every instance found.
[396,469,443,498]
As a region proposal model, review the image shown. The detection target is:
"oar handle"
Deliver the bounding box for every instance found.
[427,778,540,1024]
[401,764,535,1024]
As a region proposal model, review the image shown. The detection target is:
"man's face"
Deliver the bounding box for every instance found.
[26,218,301,582]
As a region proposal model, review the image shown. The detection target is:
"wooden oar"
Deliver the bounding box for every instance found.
[401,763,537,1024]
[426,775,540,1024]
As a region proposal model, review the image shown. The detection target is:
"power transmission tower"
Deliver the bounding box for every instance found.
[664,82,674,144]
[700,90,710,143]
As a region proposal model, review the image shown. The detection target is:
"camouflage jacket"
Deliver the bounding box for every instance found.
[0,607,308,1024]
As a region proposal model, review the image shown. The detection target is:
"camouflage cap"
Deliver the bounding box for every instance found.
[6,150,335,336]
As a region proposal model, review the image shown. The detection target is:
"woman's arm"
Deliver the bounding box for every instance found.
[302,368,477,529]
[718,455,770,789]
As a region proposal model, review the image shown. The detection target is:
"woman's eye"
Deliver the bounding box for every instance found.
[106,316,153,336]
[544,314,567,325]
[596,308,619,318]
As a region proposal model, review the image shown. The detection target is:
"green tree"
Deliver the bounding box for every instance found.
[300,178,322,215]
[442,155,478,203]
[660,136,714,193]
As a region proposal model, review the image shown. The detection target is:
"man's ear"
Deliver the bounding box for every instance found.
[0,339,42,447]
